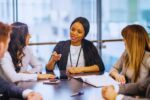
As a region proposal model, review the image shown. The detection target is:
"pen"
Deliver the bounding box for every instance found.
[71,91,84,97]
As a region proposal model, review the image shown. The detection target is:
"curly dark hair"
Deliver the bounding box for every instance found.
[8,22,29,72]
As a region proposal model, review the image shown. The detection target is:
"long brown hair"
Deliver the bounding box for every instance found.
[121,24,150,82]
[8,22,29,72]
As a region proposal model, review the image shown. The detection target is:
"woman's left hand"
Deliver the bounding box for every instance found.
[67,67,84,74]
[102,85,117,100]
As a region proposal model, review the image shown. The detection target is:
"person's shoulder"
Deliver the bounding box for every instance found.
[24,46,30,49]
[145,51,150,55]
[23,46,32,51]
[144,51,150,59]
[57,40,70,46]
[1,51,12,61]
[23,46,33,55]
[83,39,93,45]
[143,51,150,65]
[58,40,70,44]
[83,39,92,43]
[122,50,127,57]
[4,51,11,58]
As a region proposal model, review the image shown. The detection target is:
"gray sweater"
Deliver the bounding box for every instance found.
[110,51,150,83]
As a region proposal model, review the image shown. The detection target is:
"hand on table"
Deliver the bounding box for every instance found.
[114,74,126,84]
[27,92,42,100]
[102,85,117,100]
[67,67,84,74]
[38,74,55,80]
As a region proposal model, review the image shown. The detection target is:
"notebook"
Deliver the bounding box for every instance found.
[73,72,119,88]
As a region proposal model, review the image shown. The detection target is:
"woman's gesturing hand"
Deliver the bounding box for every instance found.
[51,51,61,62]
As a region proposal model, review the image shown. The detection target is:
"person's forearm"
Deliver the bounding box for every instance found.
[122,95,148,100]
[119,78,150,96]
[46,59,55,70]
[7,84,23,98]
[0,77,23,98]
[82,65,99,72]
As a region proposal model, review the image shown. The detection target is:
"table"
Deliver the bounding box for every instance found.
[17,71,104,100]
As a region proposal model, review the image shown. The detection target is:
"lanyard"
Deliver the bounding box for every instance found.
[69,47,82,67]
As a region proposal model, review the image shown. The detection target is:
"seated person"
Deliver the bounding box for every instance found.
[0,21,42,100]
[0,22,55,83]
[109,24,150,83]
[102,77,150,100]
[10,22,42,74]
[46,17,105,74]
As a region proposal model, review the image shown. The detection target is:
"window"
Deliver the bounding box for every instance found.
[1,0,150,72]
[102,0,150,71]
[17,0,97,64]
[0,0,13,23]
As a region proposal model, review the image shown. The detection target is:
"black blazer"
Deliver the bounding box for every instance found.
[47,39,105,74]
[0,77,23,99]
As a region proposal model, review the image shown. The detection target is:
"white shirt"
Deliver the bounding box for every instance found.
[20,46,42,74]
[0,51,37,83]
[66,45,85,68]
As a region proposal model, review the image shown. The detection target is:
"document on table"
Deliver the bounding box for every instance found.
[73,72,119,87]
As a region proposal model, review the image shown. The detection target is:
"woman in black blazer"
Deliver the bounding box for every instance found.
[46,17,105,74]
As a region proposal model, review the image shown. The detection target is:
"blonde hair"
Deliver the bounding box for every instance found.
[121,24,150,82]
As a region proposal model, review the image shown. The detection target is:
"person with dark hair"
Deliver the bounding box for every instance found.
[9,22,42,73]
[46,17,105,74]
[0,21,42,100]
[0,22,55,83]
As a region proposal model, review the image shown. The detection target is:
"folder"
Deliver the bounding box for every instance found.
[73,72,119,88]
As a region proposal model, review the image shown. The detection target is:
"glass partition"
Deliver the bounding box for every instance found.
[17,0,97,65]
[0,0,13,23]
[102,0,150,71]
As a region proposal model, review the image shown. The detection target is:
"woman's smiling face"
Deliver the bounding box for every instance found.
[70,22,85,46]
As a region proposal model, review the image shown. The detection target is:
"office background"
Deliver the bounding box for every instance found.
[0,0,150,72]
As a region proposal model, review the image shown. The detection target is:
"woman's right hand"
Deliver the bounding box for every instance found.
[51,51,61,62]
[114,74,126,84]
[46,51,61,70]
[37,74,55,80]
